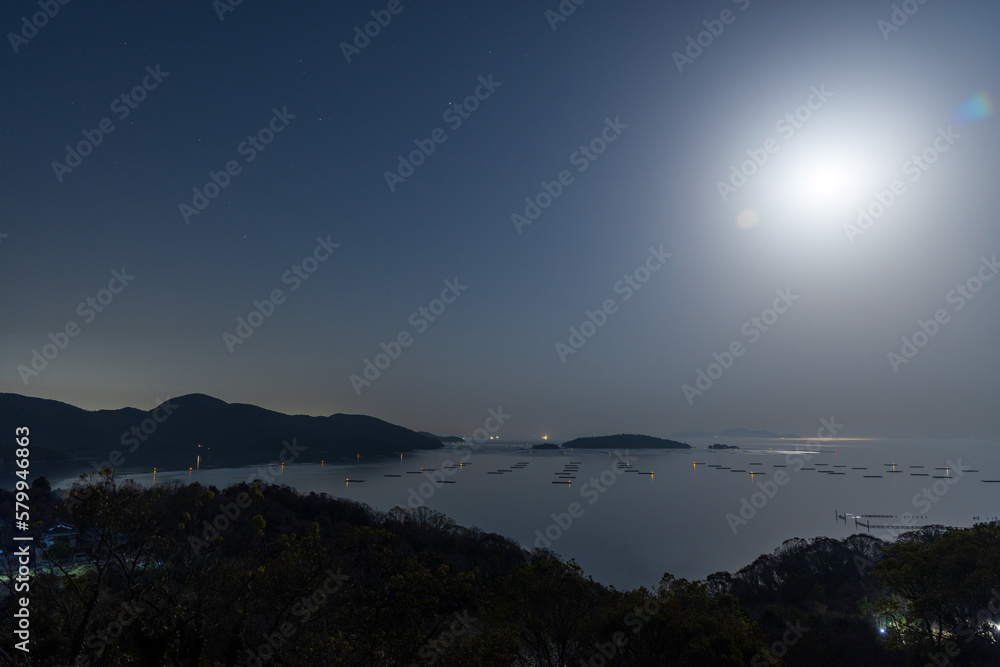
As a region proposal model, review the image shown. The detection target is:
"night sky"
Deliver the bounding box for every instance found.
[2,0,998,439]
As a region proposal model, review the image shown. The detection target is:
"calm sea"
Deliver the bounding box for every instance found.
[57,437,1000,590]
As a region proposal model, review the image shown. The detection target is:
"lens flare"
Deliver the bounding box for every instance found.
[951,91,994,125]
[736,209,759,229]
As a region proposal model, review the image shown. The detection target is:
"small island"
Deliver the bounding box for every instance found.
[560,434,691,450]
[707,443,739,450]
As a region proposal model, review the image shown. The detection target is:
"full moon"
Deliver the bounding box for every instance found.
[785,156,861,211]
[799,162,849,200]
[765,142,878,220]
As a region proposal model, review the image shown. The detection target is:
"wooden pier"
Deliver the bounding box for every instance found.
[835,510,928,532]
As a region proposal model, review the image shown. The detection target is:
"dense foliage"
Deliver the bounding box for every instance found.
[0,473,997,666]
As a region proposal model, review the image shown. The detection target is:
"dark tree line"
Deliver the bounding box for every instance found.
[1,473,997,666]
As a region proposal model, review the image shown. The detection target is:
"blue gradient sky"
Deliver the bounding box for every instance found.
[2,0,998,439]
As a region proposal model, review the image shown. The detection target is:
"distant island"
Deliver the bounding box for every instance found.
[560,434,690,450]
[707,443,739,450]
[0,393,444,474]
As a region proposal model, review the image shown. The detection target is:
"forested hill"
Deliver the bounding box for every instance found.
[5,474,998,665]
[0,393,442,471]
[561,433,691,449]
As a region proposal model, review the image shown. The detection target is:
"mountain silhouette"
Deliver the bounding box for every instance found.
[560,434,690,450]
[0,393,442,473]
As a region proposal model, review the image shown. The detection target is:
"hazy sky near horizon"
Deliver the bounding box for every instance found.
[2,0,998,440]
